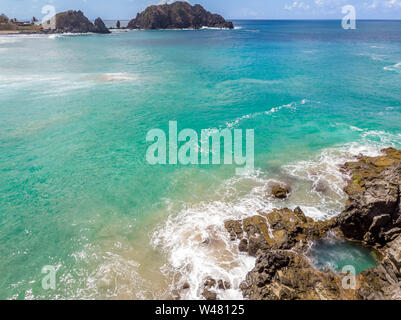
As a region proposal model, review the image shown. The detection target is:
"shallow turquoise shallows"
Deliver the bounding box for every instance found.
[1,21,401,300]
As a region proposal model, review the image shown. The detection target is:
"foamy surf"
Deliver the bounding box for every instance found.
[224,100,301,129]
[151,173,268,300]
[223,99,312,129]
[88,73,137,82]
[384,62,401,72]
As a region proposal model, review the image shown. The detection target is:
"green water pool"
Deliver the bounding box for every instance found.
[309,238,379,274]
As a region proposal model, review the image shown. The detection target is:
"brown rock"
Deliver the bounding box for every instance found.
[240,250,348,300]
[203,289,217,300]
[337,148,401,246]
[128,2,234,30]
[225,208,335,254]
[218,280,231,290]
[238,239,248,252]
[271,184,290,199]
[204,277,216,289]
[224,220,243,241]
[51,10,110,34]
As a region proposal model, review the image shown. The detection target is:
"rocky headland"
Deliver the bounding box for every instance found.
[127,2,234,30]
[0,10,110,34]
[203,147,401,300]
[49,10,110,34]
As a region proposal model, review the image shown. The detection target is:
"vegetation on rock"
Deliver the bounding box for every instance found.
[53,10,110,34]
[128,1,234,30]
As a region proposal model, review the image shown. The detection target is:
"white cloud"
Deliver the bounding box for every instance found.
[285,0,401,12]
[384,0,401,7]
[284,1,311,10]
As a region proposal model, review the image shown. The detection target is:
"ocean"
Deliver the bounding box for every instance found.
[1,20,401,300]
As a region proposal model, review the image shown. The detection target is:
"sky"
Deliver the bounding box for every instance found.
[1,0,401,20]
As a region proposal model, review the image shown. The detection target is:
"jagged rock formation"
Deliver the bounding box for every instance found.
[240,250,353,300]
[225,208,334,257]
[337,147,401,246]
[223,148,401,300]
[271,184,291,199]
[127,2,234,30]
[94,17,111,34]
[52,10,110,34]
[337,147,401,300]
[225,208,346,300]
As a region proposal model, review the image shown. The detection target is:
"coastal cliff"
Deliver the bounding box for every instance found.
[127,2,234,30]
[219,148,401,300]
[338,148,401,299]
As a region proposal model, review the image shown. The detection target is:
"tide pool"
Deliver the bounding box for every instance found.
[309,238,378,275]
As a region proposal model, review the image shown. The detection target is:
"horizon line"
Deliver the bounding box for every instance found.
[99,18,401,21]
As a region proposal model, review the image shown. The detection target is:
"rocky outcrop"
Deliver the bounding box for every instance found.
[271,184,291,199]
[224,148,401,300]
[337,148,401,246]
[53,10,110,34]
[94,17,111,34]
[335,148,401,299]
[357,234,401,300]
[240,250,352,300]
[225,208,346,300]
[127,2,234,30]
[201,277,231,300]
[225,207,334,257]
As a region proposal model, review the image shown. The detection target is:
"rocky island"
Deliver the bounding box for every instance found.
[48,10,110,34]
[127,2,234,30]
[202,148,401,300]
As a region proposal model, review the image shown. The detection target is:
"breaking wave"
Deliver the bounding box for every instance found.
[384,62,401,72]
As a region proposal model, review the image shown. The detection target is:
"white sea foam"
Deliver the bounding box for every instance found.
[200,26,235,30]
[151,172,270,300]
[358,52,386,62]
[0,37,20,44]
[90,72,137,82]
[48,34,61,40]
[384,62,401,72]
[224,100,305,129]
[218,78,282,87]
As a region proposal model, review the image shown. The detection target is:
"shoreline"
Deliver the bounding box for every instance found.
[0,27,236,36]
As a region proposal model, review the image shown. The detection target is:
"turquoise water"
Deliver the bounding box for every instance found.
[1,21,401,299]
[309,238,378,274]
